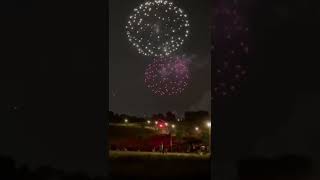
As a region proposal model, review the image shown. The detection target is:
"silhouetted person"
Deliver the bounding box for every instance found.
[160,143,164,154]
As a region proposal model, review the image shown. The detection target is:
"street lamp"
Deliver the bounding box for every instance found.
[147,120,151,124]
[155,121,158,125]
[165,122,168,126]
[195,127,199,131]
[207,122,211,128]
[206,121,211,154]
[124,119,128,123]
[170,124,176,152]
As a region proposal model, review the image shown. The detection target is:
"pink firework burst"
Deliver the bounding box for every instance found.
[145,56,190,96]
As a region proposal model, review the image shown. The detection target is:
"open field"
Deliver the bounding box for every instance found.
[109,150,210,160]
[108,125,211,179]
[109,151,211,180]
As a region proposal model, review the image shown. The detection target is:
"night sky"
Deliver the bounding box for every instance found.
[213,0,320,179]
[2,0,108,176]
[3,0,320,179]
[109,0,211,116]
[212,0,249,99]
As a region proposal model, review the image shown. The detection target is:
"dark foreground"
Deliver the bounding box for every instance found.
[109,151,211,180]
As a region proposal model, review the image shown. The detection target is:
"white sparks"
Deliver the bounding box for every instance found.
[126,0,190,57]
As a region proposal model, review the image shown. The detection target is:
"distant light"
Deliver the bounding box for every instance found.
[147,120,151,124]
[124,119,128,123]
[159,124,163,128]
[195,127,199,131]
[155,121,158,125]
[165,122,168,126]
[207,122,211,128]
[171,124,175,128]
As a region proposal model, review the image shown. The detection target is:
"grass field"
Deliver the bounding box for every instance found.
[108,125,211,179]
[109,151,210,160]
[109,151,211,179]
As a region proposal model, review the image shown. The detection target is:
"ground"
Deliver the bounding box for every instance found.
[109,150,210,159]
[109,151,211,180]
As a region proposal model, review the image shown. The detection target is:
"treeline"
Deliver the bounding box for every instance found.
[108,111,210,124]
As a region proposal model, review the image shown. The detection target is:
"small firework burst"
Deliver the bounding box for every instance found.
[145,55,190,96]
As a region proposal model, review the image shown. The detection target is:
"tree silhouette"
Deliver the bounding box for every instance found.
[166,111,176,122]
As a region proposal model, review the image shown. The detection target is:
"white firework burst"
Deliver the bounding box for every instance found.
[126,0,190,57]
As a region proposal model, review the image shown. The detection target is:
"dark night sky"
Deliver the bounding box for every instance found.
[109,0,211,116]
[1,0,108,176]
[213,0,320,179]
[3,0,320,179]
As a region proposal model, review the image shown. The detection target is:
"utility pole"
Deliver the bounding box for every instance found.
[207,121,211,154]
[170,133,172,152]
[209,127,211,154]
